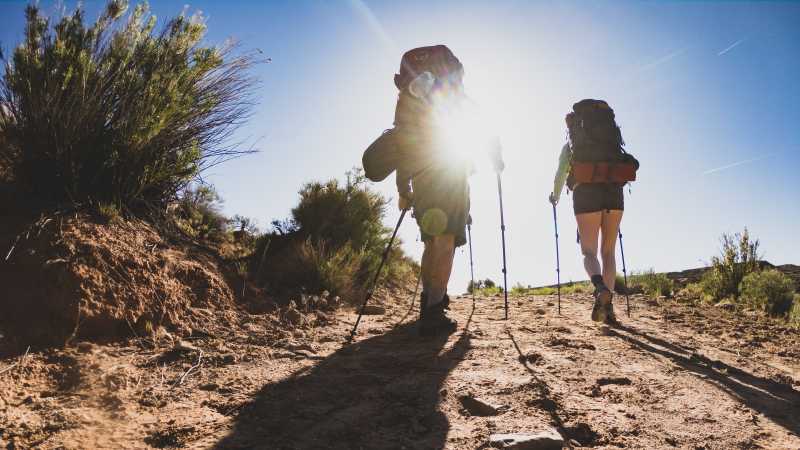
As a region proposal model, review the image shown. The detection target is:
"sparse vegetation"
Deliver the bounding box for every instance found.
[172,185,229,242]
[629,269,674,298]
[789,295,800,328]
[699,228,760,302]
[0,1,257,213]
[252,169,417,303]
[739,269,795,316]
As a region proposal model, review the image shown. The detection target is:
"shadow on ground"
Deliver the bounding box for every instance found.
[610,324,800,436]
[213,319,472,449]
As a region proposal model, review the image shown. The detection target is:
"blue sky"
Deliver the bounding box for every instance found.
[2,0,798,294]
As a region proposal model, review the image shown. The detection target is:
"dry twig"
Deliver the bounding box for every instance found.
[0,346,30,376]
[174,350,204,387]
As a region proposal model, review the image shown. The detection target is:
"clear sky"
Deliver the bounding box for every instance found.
[2,0,798,294]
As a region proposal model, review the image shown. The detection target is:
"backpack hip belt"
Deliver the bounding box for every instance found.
[570,161,637,184]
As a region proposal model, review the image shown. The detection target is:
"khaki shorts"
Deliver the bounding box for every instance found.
[412,166,470,247]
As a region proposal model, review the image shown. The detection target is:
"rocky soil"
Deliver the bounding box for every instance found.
[1,292,798,449]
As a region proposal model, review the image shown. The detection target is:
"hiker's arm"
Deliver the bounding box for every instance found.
[396,166,413,210]
[551,143,571,202]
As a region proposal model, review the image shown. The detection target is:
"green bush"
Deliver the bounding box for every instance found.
[630,269,674,298]
[0,1,257,211]
[739,269,795,316]
[789,295,800,327]
[700,228,760,301]
[172,185,228,242]
[253,169,417,303]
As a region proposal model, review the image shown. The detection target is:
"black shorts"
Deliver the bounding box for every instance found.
[572,183,624,215]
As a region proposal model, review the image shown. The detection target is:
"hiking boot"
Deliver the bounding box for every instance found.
[419,292,450,318]
[591,284,614,323]
[419,307,457,336]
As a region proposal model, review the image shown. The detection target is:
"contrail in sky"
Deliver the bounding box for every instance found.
[718,38,747,56]
[637,48,686,73]
[702,154,770,175]
[349,0,396,51]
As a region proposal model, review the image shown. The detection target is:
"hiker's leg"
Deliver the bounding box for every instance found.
[425,234,456,307]
[600,209,624,291]
[421,241,435,297]
[576,211,602,279]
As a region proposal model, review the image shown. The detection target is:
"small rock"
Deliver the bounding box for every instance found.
[489,430,564,449]
[715,301,735,311]
[174,340,199,353]
[199,383,219,391]
[284,307,305,326]
[360,305,386,315]
[76,342,95,354]
[459,395,504,416]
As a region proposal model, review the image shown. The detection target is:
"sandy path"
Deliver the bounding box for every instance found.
[2,293,798,449]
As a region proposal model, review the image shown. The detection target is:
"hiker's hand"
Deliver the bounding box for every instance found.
[398,192,413,211]
[549,192,558,206]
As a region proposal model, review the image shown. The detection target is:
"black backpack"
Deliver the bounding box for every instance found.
[566,99,638,187]
[363,45,463,182]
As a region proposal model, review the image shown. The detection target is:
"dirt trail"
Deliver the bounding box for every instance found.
[1,293,799,449]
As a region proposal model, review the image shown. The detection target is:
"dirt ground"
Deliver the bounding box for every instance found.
[1,292,798,449]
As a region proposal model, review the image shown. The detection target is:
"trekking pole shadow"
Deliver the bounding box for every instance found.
[607,324,800,436]
[348,208,408,343]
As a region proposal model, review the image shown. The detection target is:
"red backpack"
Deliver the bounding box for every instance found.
[394,45,463,91]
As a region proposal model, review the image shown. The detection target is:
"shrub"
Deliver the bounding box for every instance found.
[253,170,417,303]
[738,269,795,316]
[700,228,760,301]
[630,269,674,298]
[0,1,257,212]
[789,295,800,327]
[172,185,228,242]
[676,282,712,304]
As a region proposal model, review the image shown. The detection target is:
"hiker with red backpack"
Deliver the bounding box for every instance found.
[361,45,504,336]
[549,100,639,325]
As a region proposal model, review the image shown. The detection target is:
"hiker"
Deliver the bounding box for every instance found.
[365,45,503,336]
[549,100,638,325]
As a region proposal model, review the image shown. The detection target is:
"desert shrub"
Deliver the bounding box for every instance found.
[676,282,712,304]
[468,278,498,295]
[630,269,674,298]
[699,228,760,301]
[789,295,800,327]
[254,170,417,302]
[172,185,228,242]
[0,1,257,212]
[739,269,795,316]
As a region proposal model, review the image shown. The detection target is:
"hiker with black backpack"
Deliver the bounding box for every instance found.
[549,100,639,325]
[362,45,503,336]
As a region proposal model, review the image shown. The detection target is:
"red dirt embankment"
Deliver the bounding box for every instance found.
[1,213,238,347]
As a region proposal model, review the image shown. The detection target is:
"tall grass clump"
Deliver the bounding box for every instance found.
[699,228,760,301]
[0,1,257,212]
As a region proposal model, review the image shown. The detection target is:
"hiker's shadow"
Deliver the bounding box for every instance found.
[213,322,471,450]
[609,324,800,436]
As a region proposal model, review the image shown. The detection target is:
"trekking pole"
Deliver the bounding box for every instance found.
[618,229,630,318]
[552,203,561,315]
[467,219,476,307]
[495,173,509,320]
[347,208,408,342]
